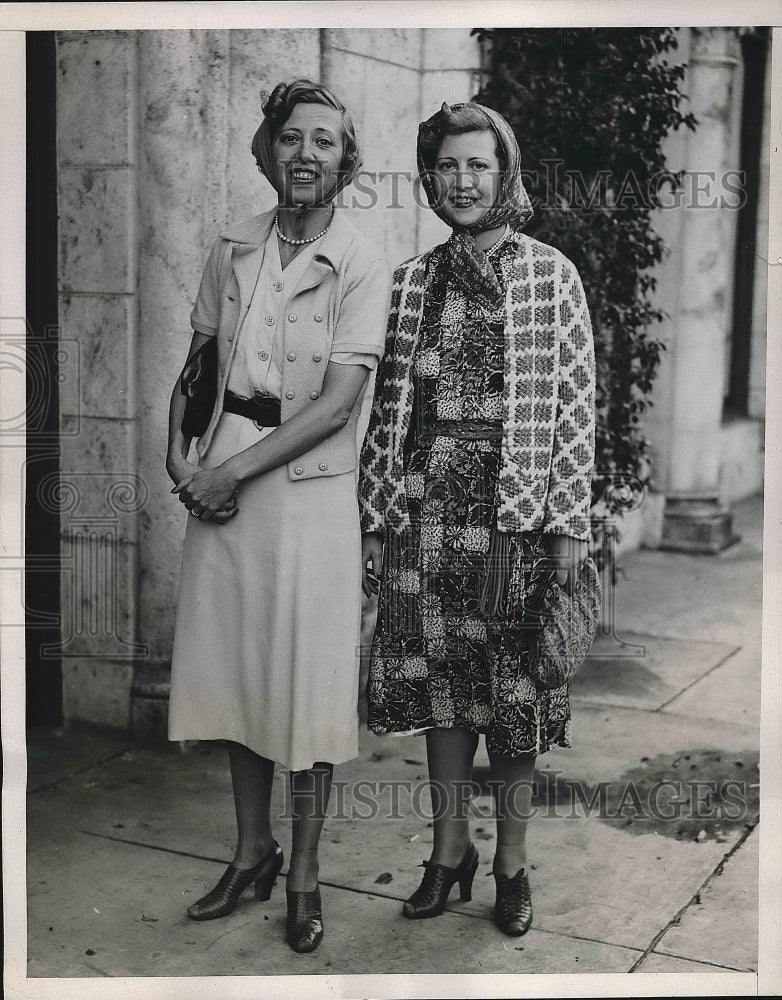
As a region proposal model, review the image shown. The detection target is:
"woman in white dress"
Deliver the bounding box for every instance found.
[165,79,390,953]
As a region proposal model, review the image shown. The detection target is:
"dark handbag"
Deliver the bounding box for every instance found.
[521,557,601,691]
[180,337,218,439]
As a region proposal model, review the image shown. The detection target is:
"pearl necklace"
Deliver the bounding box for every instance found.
[275,212,332,246]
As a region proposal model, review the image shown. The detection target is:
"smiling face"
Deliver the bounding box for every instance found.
[433,130,503,228]
[271,103,346,206]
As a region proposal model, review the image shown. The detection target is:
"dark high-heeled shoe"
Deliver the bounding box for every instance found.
[285,886,323,953]
[493,866,533,936]
[402,843,479,919]
[187,842,284,921]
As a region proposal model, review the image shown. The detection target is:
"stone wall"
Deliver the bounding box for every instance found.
[56,31,141,729]
[56,27,481,734]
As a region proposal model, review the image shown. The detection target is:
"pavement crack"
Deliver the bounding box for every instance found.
[28,746,133,795]
[80,830,229,865]
[656,644,743,711]
[627,818,759,973]
[203,922,246,951]
[651,947,750,972]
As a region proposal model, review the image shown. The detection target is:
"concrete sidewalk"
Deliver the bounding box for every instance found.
[23,495,763,983]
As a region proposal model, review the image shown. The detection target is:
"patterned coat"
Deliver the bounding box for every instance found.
[358,232,595,541]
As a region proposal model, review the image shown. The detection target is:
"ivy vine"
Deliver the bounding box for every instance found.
[472,28,697,514]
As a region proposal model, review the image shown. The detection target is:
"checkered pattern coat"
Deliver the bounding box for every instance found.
[358,233,595,540]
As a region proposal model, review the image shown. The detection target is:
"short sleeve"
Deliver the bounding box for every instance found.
[330,255,392,360]
[189,237,226,338]
[329,350,379,371]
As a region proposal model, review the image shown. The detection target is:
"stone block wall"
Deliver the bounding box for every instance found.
[56,27,481,736]
[56,31,141,731]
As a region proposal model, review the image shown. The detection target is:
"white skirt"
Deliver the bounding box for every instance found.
[168,412,363,771]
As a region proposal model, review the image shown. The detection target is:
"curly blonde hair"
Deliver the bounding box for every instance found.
[252,79,361,175]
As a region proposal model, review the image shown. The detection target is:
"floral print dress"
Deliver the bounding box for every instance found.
[367,244,572,757]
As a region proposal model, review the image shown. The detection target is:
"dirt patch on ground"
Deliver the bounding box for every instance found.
[473,749,758,842]
[533,749,760,842]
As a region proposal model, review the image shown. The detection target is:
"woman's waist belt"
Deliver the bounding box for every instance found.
[223,391,281,426]
[415,419,502,442]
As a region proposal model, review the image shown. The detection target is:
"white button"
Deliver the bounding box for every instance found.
[294,466,303,475]
[258,351,269,361]
[318,462,328,471]
[285,390,295,400]
[309,391,319,399]
[265,316,274,326]
[288,314,297,323]
[287,352,296,362]
[314,314,323,322]
[273,281,283,291]
[312,353,322,362]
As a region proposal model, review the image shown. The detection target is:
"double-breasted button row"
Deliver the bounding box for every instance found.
[280,312,321,323]
[293,461,328,474]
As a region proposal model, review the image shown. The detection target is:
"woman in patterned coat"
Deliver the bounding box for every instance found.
[358,102,599,936]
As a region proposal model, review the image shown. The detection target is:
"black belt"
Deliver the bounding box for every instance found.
[415,419,502,443]
[223,391,281,426]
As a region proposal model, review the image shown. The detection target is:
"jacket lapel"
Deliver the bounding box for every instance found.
[220,210,276,310]
[293,257,334,297]
[289,209,357,297]
[230,243,265,310]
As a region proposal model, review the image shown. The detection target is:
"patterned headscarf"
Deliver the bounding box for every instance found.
[417,102,534,309]
[251,103,361,201]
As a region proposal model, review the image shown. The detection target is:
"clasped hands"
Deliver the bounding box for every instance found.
[167,455,240,524]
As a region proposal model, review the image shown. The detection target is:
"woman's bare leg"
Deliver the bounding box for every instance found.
[488,750,536,875]
[227,742,276,869]
[287,762,334,892]
[425,728,479,868]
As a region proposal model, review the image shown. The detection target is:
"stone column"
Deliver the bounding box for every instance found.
[56,31,145,730]
[660,28,742,552]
